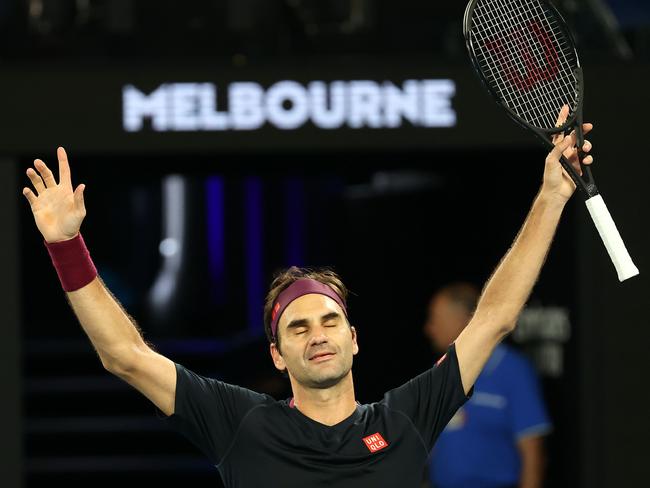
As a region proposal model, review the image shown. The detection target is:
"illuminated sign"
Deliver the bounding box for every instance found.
[122,79,456,132]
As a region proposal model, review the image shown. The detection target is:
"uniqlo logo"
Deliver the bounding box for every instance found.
[362,432,389,453]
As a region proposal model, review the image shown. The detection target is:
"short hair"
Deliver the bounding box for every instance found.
[437,282,480,314]
[263,266,349,350]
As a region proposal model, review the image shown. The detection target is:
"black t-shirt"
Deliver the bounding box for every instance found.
[160,344,470,487]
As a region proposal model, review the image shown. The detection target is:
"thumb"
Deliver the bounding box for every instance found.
[74,184,86,211]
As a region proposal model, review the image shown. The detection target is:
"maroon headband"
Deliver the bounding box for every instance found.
[270,279,347,340]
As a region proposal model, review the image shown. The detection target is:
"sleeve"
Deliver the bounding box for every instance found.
[382,343,472,452]
[508,356,552,439]
[157,362,272,465]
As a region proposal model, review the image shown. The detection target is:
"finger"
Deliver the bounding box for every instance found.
[550,131,575,161]
[26,163,46,194]
[34,159,57,188]
[569,152,594,176]
[552,105,570,144]
[555,122,592,146]
[555,104,569,127]
[57,147,73,188]
[571,156,593,176]
[22,187,37,206]
[565,138,591,161]
[74,184,86,212]
[563,130,577,159]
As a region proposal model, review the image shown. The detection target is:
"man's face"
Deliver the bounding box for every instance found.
[270,294,359,390]
[423,293,469,353]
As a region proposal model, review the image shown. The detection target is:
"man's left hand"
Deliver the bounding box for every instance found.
[541,105,594,203]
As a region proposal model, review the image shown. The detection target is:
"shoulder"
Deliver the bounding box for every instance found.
[174,362,277,405]
[365,400,420,429]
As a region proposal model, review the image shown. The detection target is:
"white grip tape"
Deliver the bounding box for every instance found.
[585,195,639,282]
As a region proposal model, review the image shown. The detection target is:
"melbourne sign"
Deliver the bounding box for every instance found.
[122,79,456,132]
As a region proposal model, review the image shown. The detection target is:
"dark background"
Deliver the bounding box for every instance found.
[0,1,648,487]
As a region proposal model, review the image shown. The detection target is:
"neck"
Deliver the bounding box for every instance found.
[290,372,357,426]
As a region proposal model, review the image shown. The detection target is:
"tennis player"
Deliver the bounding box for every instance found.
[22,114,592,487]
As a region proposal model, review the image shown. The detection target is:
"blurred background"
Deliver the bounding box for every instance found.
[0,0,648,487]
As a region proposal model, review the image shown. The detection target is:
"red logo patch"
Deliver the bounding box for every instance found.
[272,302,281,321]
[362,432,389,453]
[435,353,448,367]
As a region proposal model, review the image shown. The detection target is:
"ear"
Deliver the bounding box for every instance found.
[350,325,359,356]
[269,342,286,372]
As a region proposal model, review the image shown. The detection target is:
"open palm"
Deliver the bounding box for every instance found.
[22,147,87,244]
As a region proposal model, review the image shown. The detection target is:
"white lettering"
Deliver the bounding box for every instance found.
[309,81,346,129]
[348,81,382,128]
[230,82,264,130]
[421,79,456,127]
[199,83,229,130]
[383,80,419,128]
[123,84,168,132]
[171,83,199,131]
[122,79,457,132]
[265,81,309,130]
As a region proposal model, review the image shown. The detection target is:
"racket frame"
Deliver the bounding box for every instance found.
[462,0,638,281]
[463,0,597,198]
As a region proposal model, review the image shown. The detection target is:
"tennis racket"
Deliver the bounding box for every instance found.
[463,0,639,282]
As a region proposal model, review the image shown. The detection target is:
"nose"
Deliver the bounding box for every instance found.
[307,324,330,345]
[310,331,328,344]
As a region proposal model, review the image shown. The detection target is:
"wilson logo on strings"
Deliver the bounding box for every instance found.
[484,21,559,92]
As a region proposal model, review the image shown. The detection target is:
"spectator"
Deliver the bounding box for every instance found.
[424,283,552,488]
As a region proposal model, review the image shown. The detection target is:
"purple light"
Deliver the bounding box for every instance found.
[245,178,264,333]
[206,176,225,304]
[285,178,304,266]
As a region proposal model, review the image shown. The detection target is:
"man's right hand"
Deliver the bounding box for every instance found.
[22,147,178,416]
[22,147,87,244]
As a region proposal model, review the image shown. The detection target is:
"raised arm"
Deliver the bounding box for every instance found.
[455,114,594,395]
[22,147,177,416]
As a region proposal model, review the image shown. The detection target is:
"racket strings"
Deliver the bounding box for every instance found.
[501,0,578,124]
[492,0,574,126]
[469,0,579,129]
[489,0,571,121]
[477,0,574,125]
[474,0,570,119]
[477,0,577,127]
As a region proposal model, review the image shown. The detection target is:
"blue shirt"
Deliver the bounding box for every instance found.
[429,344,551,488]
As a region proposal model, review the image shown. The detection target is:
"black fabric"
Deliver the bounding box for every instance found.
[160,343,471,488]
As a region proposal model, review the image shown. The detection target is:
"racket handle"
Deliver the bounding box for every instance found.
[584,195,639,281]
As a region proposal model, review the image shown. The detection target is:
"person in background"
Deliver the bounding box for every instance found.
[424,282,552,488]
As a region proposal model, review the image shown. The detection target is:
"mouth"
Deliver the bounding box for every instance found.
[309,352,336,362]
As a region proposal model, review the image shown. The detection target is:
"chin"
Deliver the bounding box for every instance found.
[307,366,351,389]
[310,374,345,390]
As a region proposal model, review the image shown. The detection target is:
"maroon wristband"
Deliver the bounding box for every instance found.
[44,233,98,292]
